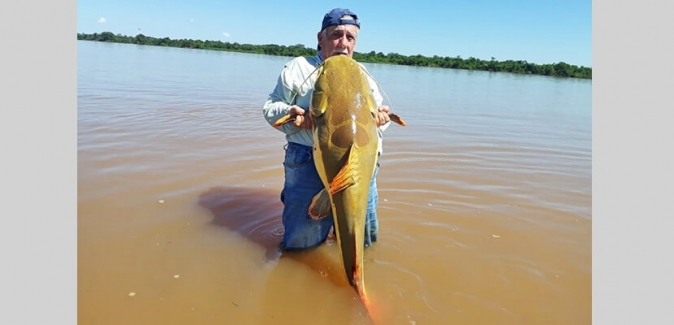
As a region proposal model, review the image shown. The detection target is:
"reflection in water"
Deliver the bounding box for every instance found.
[78,41,591,325]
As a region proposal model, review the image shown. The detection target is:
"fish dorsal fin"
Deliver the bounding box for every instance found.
[329,144,360,195]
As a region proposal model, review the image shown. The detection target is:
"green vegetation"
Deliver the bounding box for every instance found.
[77,32,591,79]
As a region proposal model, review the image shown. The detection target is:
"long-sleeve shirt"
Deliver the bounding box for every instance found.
[262,53,390,154]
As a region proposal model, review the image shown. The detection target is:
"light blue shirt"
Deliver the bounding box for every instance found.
[262,53,389,153]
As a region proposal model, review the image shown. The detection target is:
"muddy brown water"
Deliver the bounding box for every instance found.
[78,41,591,325]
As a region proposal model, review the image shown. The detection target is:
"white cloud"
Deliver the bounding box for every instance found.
[98,17,106,23]
[222,32,230,37]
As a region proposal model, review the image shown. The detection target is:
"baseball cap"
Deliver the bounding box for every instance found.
[321,8,360,31]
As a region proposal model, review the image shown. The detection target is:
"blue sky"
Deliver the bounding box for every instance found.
[77,0,592,67]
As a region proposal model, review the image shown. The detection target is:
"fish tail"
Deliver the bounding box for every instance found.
[359,289,384,324]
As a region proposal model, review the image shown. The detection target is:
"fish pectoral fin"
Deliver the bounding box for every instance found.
[308,189,332,220]
[273,113,297,128]
[328,145,360,195]
[311,90,328,118]
[388,113,407,126]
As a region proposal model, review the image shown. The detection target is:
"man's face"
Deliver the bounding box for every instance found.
[318,24,359,59]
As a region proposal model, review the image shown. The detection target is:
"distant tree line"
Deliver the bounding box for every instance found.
[77,32,591,79]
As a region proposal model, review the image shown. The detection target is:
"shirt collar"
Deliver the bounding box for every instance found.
[314,52,324,67]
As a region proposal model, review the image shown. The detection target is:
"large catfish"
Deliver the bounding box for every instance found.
[274,55,405,305]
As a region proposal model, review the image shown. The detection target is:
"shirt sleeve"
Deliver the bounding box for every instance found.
[262,62,303,135]
[362,65,391,133]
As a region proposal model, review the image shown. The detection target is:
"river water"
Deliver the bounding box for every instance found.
[77,40,591,325]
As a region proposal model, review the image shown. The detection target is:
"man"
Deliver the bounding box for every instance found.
[263,8,391,251]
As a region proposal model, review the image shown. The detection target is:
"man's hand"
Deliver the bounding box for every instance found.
[374,105,391,127]
[289,105,313,129]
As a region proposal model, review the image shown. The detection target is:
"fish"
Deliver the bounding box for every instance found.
[274,55,406,307]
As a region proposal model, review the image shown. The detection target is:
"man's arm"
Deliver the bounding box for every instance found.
[364,69,391,131]
[263,68,303,135]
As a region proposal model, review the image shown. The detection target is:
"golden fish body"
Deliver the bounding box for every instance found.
[309,55,380,299]
[272,55,406,305]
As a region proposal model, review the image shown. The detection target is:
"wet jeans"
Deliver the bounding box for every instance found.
[279,142,379,251]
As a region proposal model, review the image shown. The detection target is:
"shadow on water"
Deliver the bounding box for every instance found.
[197,186,352,290]
[196,186,374,323]
[198,186,284,260]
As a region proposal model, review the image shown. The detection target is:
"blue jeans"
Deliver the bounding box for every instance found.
[279,142,379,251]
